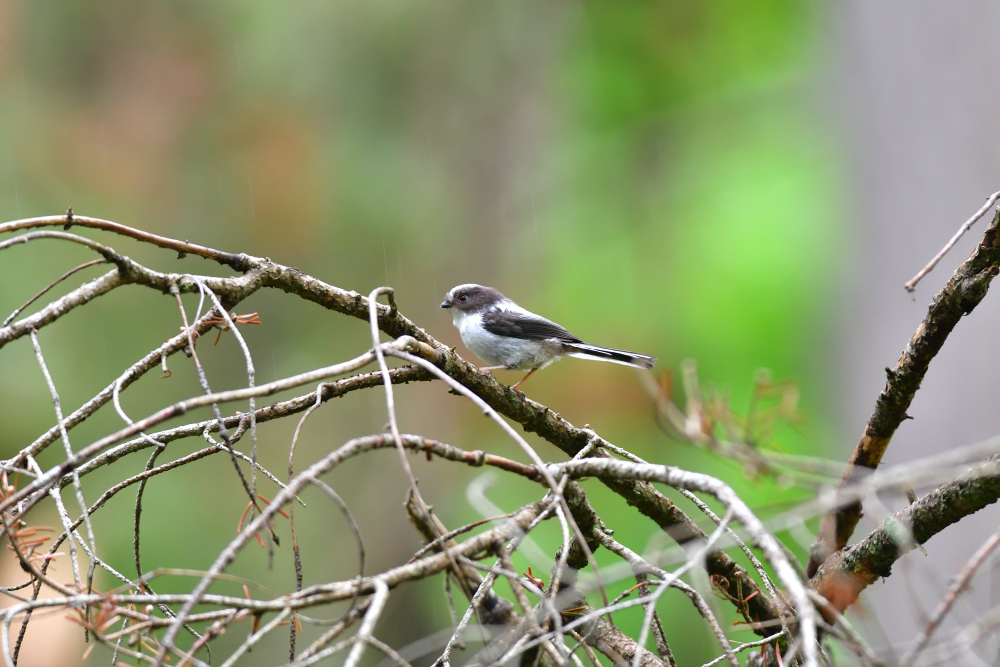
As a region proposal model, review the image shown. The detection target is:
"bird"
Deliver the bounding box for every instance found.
[440,283,656,392]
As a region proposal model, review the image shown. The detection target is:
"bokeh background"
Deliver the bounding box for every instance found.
[1,1,999,664]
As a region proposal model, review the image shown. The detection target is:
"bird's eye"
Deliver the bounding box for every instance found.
[459,294,468,302]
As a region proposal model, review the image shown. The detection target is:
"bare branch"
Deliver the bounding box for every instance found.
[70,366,431,482]
[813,455,1000,615]
[0,213,874,665]
[2,258,107,327]
[0,213,251,270]
[1,215,786,634]
[904,191,1000,291]
[13,305,251,466]
[29,331,99,602]
[809,206,1000,576]
[904,528,1000,665]
[0,269,125,350]
[547,458,819,667]
[343,580,389,667]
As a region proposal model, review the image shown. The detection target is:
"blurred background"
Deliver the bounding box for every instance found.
[1,0,999,664]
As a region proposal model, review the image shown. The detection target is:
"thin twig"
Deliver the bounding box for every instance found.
[367,288,435,532]
[547,458,818,667]
[344,579,389,667]
[384,347,614,616]
[905,528,1000,665]
[194,280,259,501]
[29,331,99,602]
[172,284,267,545]
[0,346,394,517]
[904,191,1000,291]
[699,633,785,667]
[1,258,106,327]
[152,434,551,663]
[0,213,250,270]
[809,206,1000,576]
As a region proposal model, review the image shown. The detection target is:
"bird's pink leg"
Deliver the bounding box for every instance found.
[510,368,537,392]
[479,365,508,371]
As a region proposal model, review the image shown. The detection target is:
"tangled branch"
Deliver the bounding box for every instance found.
[3,204,1000,667]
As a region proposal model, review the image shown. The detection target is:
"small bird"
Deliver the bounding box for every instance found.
[440,284,656,391]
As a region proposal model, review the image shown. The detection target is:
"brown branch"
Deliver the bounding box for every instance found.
[587,614,666,667]
[807,208,1000,577]
[405,493,518,627]
[811,456,1000,614]
[0,213,251,270]
[70,366,433,482]
[546,458,817,663]
[0,256,267,355]
[0,214,784,635]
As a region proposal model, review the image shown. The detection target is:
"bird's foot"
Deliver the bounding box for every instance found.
[478,365,505,378]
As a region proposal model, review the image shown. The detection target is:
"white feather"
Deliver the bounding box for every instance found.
[564,344,654,368]
[447,287,655,372]
[452,306,560,370]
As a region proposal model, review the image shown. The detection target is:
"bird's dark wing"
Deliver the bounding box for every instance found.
[481,310,582,343]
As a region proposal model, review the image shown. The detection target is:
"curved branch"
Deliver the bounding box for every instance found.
[812,456,1000,613]
[2,258,107,328]
[15,314,227,466]
[0,269,125,350]
[68,366,433,481]
[259,268,786,630]
[0,213,251,270]
[808,207,1000,576]
[0,213,785,634]
[546,458,818,667]
[158,260,787,631]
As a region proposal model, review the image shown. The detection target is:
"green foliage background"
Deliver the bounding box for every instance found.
[0,1,840,664]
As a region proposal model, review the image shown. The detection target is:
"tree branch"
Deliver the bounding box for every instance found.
[812,456,1000,613]
[0,214,788,648]
[808,207,1000,576]
[0,213,251,270]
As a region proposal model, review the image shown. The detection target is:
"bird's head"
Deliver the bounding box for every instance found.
[440,284,506,313]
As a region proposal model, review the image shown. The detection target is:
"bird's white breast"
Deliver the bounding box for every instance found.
[452,307,560,370]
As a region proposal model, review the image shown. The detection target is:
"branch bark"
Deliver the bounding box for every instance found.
[808,208,1000,576]
[812,456,1000,613]
[2,213,784,638]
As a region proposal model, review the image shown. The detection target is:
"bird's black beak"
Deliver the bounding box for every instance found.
[440,301,451,309]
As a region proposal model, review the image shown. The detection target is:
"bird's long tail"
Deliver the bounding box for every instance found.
[563,343,656,369]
